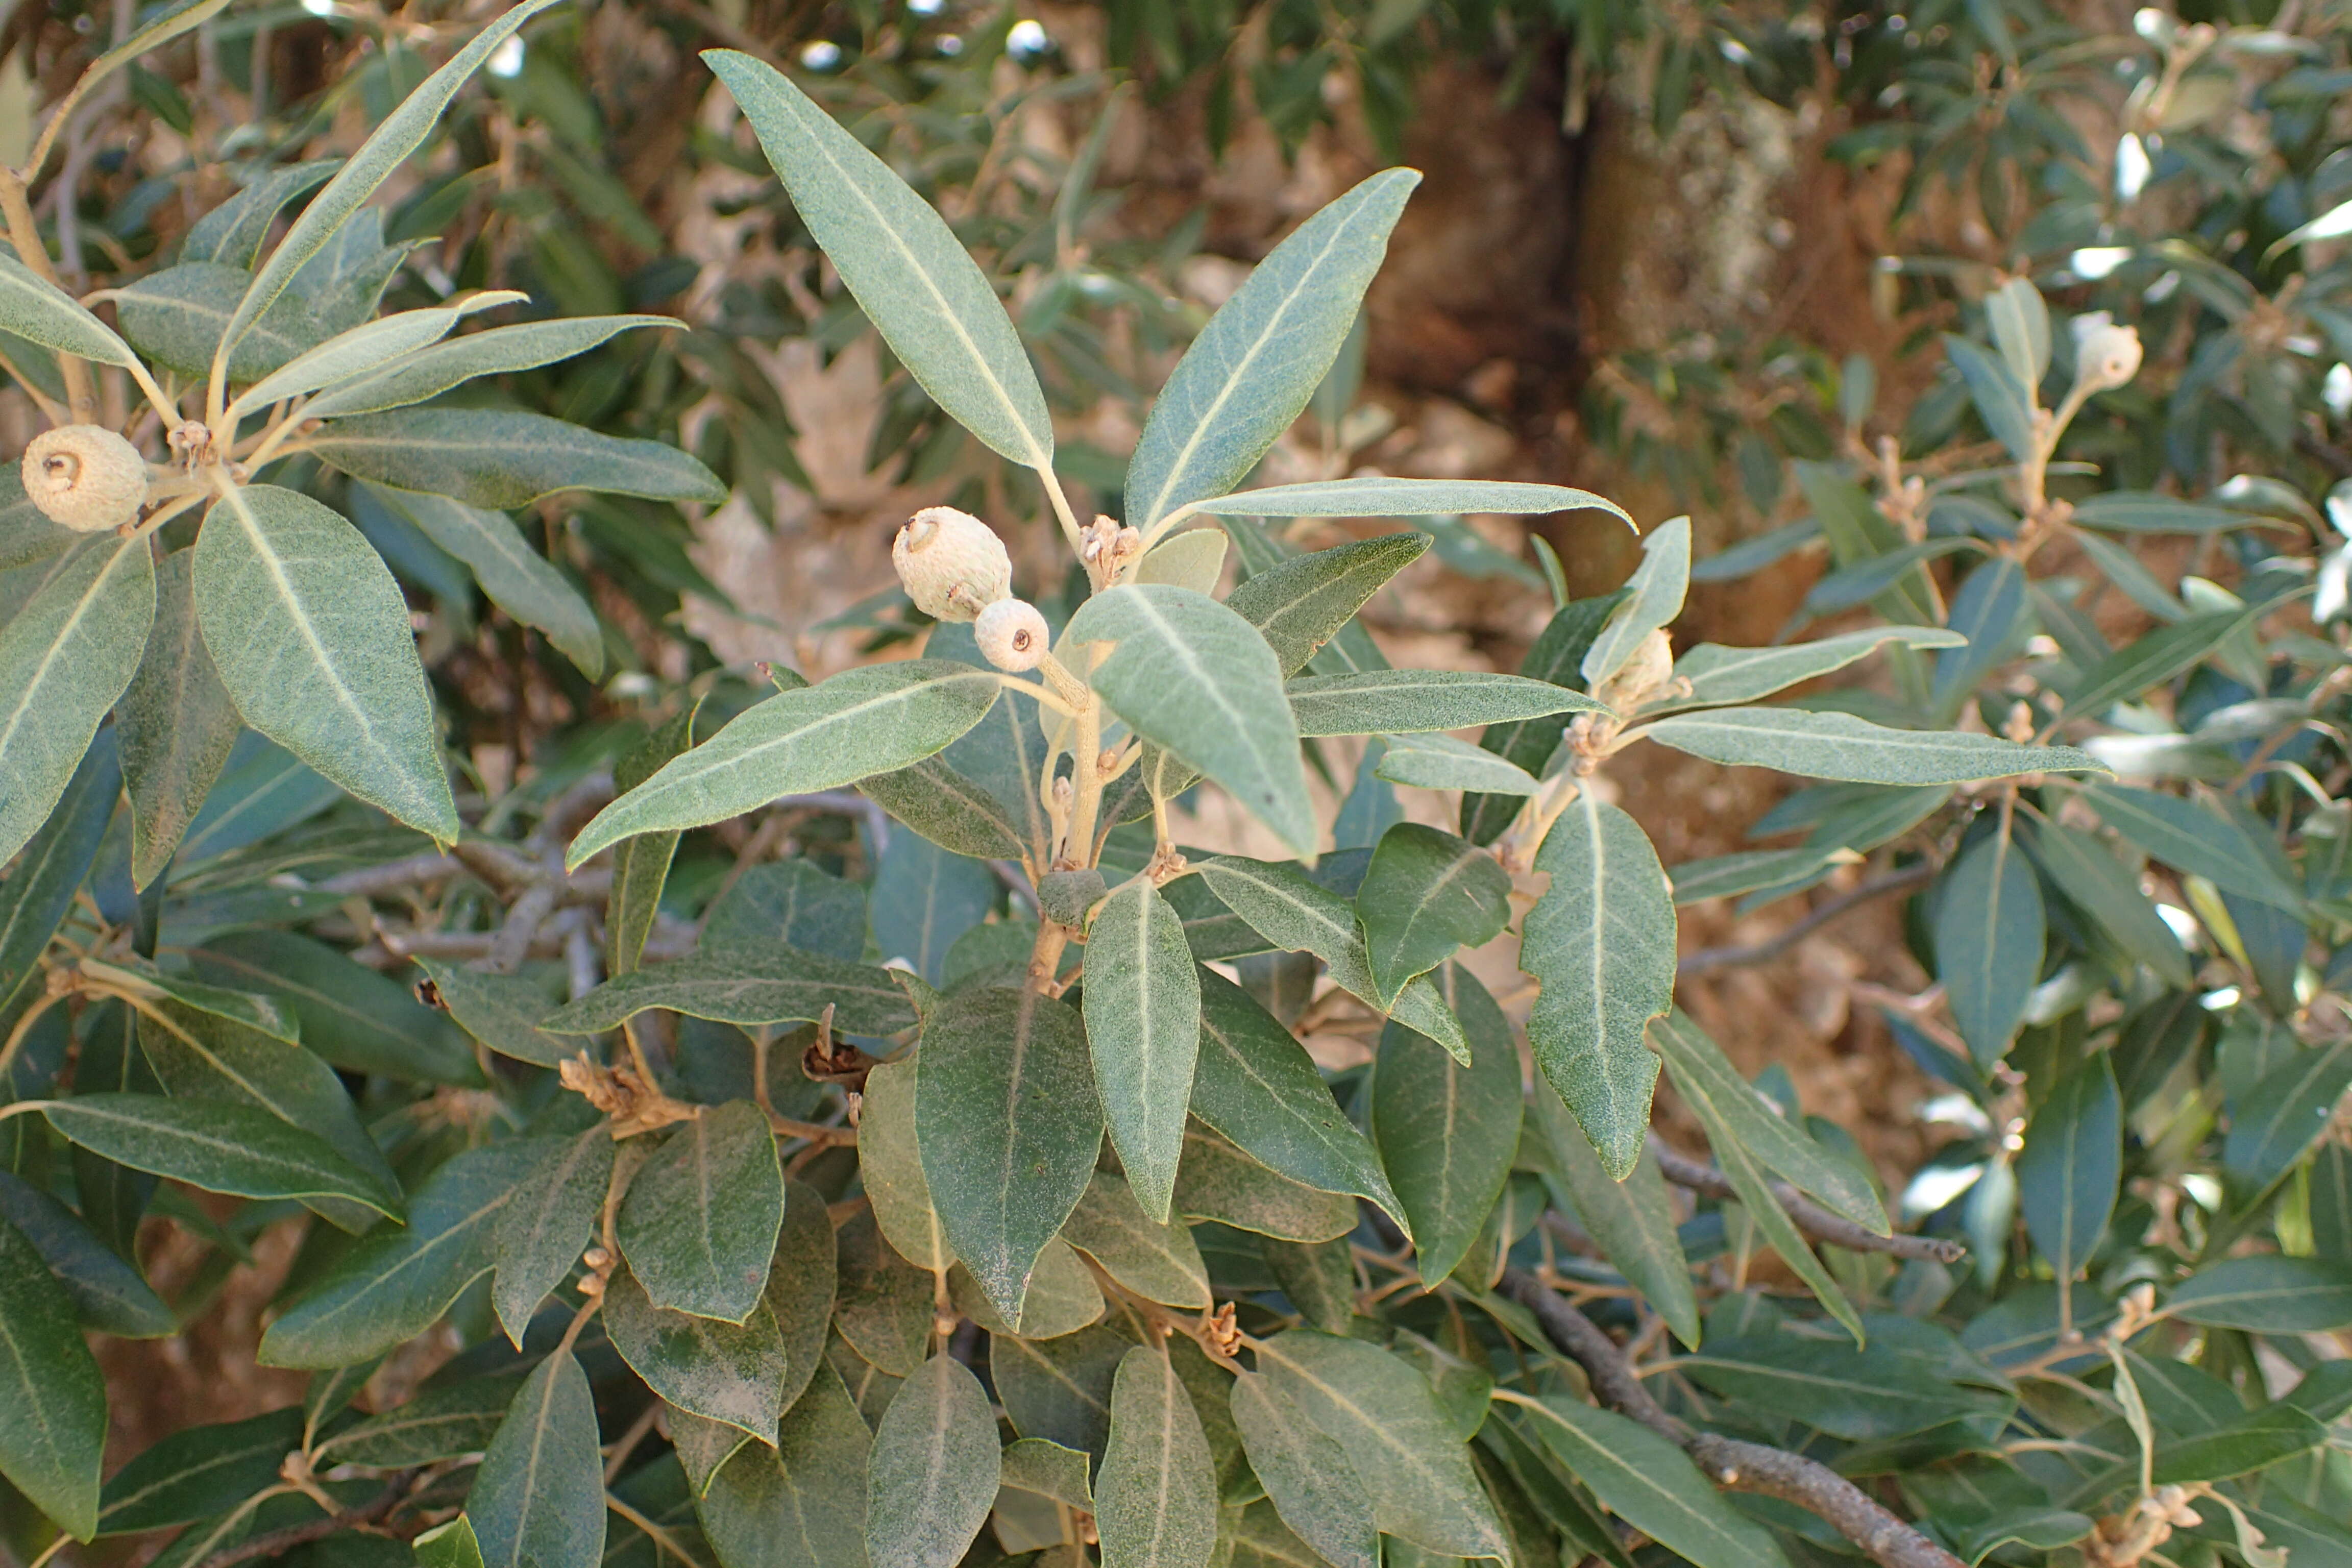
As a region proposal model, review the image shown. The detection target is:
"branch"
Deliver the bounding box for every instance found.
[191,1474,412,1568]
[1498,1269,1963,1568]
[1676,864,1934,977]
[1647,1138,1966,1264]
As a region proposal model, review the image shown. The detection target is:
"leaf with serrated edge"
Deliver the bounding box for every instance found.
[865,1354,999,1568]
[1638,706,2105,786]
[1084,877,1201,1221]
[1095,1348,1219,1568]
[1287,668,1606,737]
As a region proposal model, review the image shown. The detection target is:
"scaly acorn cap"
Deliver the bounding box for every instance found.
[23,425,148,532]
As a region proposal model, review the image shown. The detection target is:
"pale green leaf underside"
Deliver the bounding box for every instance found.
[1582,515,1690,689]
[231,290,523,415]
[1374,731,1541,796]
[0,252,139,367]
[1640,707,2106,786]
[1659,625,1969,712]
[1186,478,1633,527]
[301,314,674,419]
[1286,668,1606,736]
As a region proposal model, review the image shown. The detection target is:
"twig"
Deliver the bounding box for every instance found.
[1675,864,1935,977]
[189,1472,413,1568]
[1647,1138,1966,1263]
[1499,1269,1964,1568]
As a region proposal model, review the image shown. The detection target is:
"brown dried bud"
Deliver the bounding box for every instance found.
[892,505,1012,622]
[975,597,1049,671]
[23,425,148,532]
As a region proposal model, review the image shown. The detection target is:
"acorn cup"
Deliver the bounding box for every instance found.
[22,425,149,532]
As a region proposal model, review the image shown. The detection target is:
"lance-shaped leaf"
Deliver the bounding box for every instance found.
[1064,584,1314,854]
[707,51,1052,473]
[188,929,479,1084]
[859,1058,954,1273]
[259,1140,548,1366]
[0,1213,106,1540]
[1517,1396,1793,1568]
[1125,170,1418,531]
[1374,965,1521,1285]
[0,739,114,1020]
[1639,706,2105,786]
[310,408,724,509]
[469,1349,604,1568]
[1184,477,1632,527]
[0,251,142,369]
[229,290,523,415]
[314,1378,521,1472]
[605,703,700,976]
[0,534,156,866]
[1083,877,1201,1222]
[915,985,1100,1322]
[2062,603,2274,721]
[866,1354,1000,1568]
[302,315,674,418]
[2022,813,2194,989]
[1462,591,1626,845]
[0,1170,173,1338]
[1676,1336,2011,1443]
[1178,1121,1356,1241]
[1935,824,2044,1068]
[95,1408,306,1537]
[119,549,239,889]
[606,1265,789,1439]
[1531,1084,1700,1348]
[418,960,572,1069]
[617,1101,786,1323]
[493,1128,614,1345]
[1193,856,1469,1061]
[42,1095,401,1217]
[1358,826,1511,1007]
[2077,783,2305,912]
[1582,516,1690,689]
[700,1365,871,1568]
[1230,1372,1377,1568]
[1287,668,1606,737]
[1062,1171,1211,1310]
[542,946,916,1037]
[1374,731,1542,796]
[1521,792,1671,1179]
[183,159,337,266]
[358,484,602,677]
[2018,1057,2120,1286]
[1191,969,1405,1227]
[1657,625,1968,712]
[567,660,1001,868]
[1253,1331,1509,1560]
[2166,1257,2352,1332]
[194,484,458,841]
[1223,531,1429,676]
[1096,1348,1219,1568]
[216,0,559,382]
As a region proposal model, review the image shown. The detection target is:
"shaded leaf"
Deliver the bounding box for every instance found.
[1096,1348,1219,1568]
[865,1354,999,1568]
[469,1350,605,1568]
[312,408,725,508]
[1084,876,1201,1220]
[1373,965,1521,1285]
[43,1094,401,1218]
[1934,824,2045,1067]
[0,1213,106,1539]
[1640,707,2104,785]
[119,549,239,889]
[544,946,913,1037]
[617,1101,786,1323]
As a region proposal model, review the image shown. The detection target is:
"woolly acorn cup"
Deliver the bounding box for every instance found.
[23,425,148,532]
[975,598,1049,672]
[892,505,1011,622]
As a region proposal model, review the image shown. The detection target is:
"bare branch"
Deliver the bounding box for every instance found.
[1498,1268,1964,1568]
[1647,1137,1965,1263]
[1676,864,1934,978]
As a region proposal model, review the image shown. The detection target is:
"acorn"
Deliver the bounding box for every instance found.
[23,425,148,532]
[975,597,1050,672]
[2071,314,2143,395]
[892,505,1012,622]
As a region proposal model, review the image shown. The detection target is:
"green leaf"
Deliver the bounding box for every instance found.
[2071,492,2265,534]
[2167,1257,2352,1332]
[469,1349,605,1568]
[2150,1405,2328,1485]
[0,535,157,866]
[1061,1170,1211,1310]
[865,1354,1000,1568]
[1373,965,1521,1285]
[119,548,239,890]
[1530,1087,1700,1349]
[543,945,916,1037]
[311,408,725,509]
[1640,707,2105,785]
[492,1128,614,1345]
[1517,1396,1792,1568]
[1668,845,1847,906]
[231,291,523,414]
[2022,814,2194,989]
[994,1324,1127,1459]
[1125,171,1418,531]
[1287,668,1607,737]
[43,1094,401,1217]
[699,1365,871,1568]
[1223,532,1429,677]
[1192,856,1469,1060]
[951,1239,1104,1339]
[618,1101,785,1323]
[357,485,602,677]
[114,262,333,381]
[768,1177,841,1414]
[2017,1057,2119,1283]
[414,1516,488,1568]
[1083,877,1201,1222]
[1934,824,2045,1067]
[1660,625,1968,712]
[607,1263,789,1439]
[1374,731,1542,796]
[858,1058,954,1273]
[707,51,1052,472]
[2077,783,2305,912]
[1461,591,1626,845]
[1134,527,1228,594]
[1178,1122,1356,1242]
[312,1377,520,1471]
[915,985,1100,1323]
[187,929,481,1084]
[259,1140,547,1367]
[1583,516,1690,688]
[1252,1331,1508,1560]
[185,161,335,266]
[2062,606,2271,720]
[0,1213,106,1539]
[1097,1348,1220,1568]
[1065,584,1314,854]
[2227,1040,2352,1195]
[1191,969,1404,1226]
[1678,1333,2010,1441]
[0,1170,173,1337]
[301,315,674,419]
[1357,825,1512,1005]
[1230,1372,1377,1568]
[96,1407,301,1536]
[416,960,572,1069]
[1521,792,1672,1179]
[0,250,141,368]
[567,662,1002,869]
[870,832,995,985]
[194,484,458,841]
[857,754,1027,862]
[1187,478,1632,528]
[218,0,560,382]
[0,738,115,1017]
[1945,335,2035,460]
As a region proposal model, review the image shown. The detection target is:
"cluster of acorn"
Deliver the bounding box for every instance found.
[20,424,151,533]
[892,505,1051,673]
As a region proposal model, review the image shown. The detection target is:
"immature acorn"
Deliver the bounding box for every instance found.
[23,425,148,532]
[892,505,1012,621]
[975,597,1050,672]
[2071,313,2144,394]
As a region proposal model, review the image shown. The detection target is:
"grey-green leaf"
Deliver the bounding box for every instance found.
[1518,1396,1792,1568]
[606,1265,789,1439]
[1084,876,1202,1222]
[2022,814,2194,989]
[357,484,602,676]
[1223,531,1429,677]
[2078,782,2305,912]
[194,484,458,841]
[418,960,574,1070]
[1186,478,1631,528]
[1660,625,1969,712]
[469,1349,605,1568]
[699,1364,871,1568]
[1521,792,1671,1179]
[617,1100,786,1323]
[1096,1348,1219,1568]
[1640,706,2105,786]
[1287,668,1606,737]
[1374,731,1542,796]
[493,1128,615,1345]
[1532,1085,1700,1348]
[1582,516,1690,688]
[865,1354,1000,1568]
[42,1094,401,1218]
[542,946,916,1037]
[0,250,140,368]
[2166,1257,2352,1332]
[0,1213,106,1540]
[708,51,1052,471]
[1061,1171,1212,1311]
[1357,825,1512,1006]
[310,409,725,509]
[118,549,238,890]
[1934,825,2044,1067]
[567,661,1002,869]
[301,314,674,419]
[1230,1372,1377,1568]
[1373,964,1521,1285]
[2017,1057,2120,1285]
